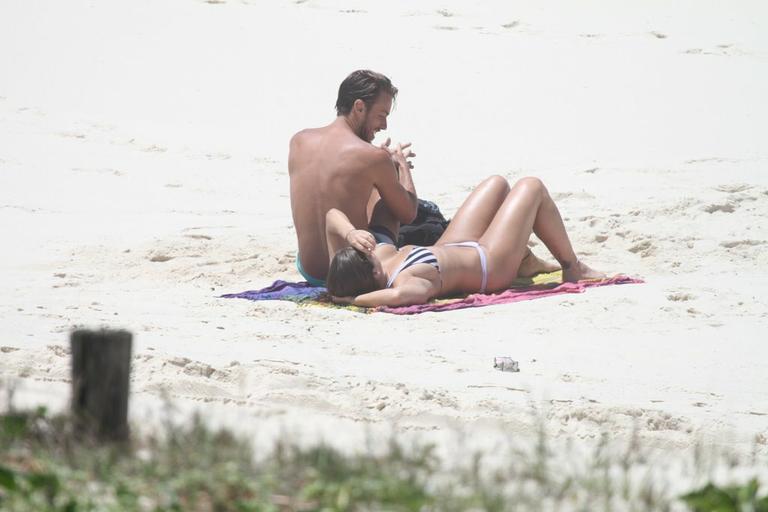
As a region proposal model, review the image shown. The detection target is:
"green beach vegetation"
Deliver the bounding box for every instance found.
[1,403,766,511]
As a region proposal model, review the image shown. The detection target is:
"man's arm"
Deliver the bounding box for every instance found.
[370,145,418,224]
[325,208,376,258]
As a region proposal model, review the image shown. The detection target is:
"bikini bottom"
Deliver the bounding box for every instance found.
[443,241,488,293]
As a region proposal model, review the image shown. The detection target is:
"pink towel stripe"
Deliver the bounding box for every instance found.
[375,275,643,315]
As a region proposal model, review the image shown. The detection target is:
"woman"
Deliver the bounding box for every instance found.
[325,175,605,307]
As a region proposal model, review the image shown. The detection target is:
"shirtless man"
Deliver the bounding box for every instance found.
[289,70,418,285]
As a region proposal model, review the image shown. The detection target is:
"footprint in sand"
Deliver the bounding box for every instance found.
[205,152,231,160]
[715,183,752,193]
[419,388,458,408]
[52,272,86,288]
[649,31,667,39]
[702,202,736,213]
[71,167,124,177]
[666,291,695,302]
[58,131,86,139]
[47,344,71,358]
[142,144,167,153]
[728,193,758,206]
[148,253,175,262]
[643,410,691,433]
[628,239,655,257]
[720,240,765,249]
[164,356,233,380]
[684,44,744,57]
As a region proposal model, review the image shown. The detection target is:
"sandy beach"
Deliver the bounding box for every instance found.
[2,0,767,491]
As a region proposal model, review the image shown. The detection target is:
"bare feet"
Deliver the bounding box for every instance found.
[517,248,561,278]
[562,259,607,283]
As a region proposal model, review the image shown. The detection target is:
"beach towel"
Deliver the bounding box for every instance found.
[221,271,642,315]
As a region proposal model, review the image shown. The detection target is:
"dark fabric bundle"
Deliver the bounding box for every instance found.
[397,199,450,247]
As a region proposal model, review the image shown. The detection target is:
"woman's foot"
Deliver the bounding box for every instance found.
[517,248,561,278]
[562,259,606,282]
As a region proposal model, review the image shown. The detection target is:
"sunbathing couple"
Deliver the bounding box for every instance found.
[289,70,604,308]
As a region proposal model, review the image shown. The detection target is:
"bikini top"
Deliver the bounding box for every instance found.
[386,246,440,288]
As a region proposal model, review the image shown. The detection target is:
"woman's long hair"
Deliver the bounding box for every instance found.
[326,247,379,297]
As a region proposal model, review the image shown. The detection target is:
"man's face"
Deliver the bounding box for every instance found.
[359,93,392,142]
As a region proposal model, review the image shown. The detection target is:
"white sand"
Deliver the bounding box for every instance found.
[2,0,767,484]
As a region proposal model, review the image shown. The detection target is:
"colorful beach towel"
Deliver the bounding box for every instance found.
[221,271,643,315]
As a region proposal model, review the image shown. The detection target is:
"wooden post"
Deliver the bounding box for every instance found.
[70,329,132,442]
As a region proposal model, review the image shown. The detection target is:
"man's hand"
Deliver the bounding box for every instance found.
[345,229,376,253]
[380,138,416,171]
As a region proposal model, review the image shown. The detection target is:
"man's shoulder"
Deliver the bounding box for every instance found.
[349,141,391,166]
[290,127,319,146]
[320,132,390,166]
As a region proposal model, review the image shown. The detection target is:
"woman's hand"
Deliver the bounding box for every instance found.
[331,295,355,305]
[345,229,376,253]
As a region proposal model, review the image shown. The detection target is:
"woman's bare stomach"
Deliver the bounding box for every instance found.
[431,245,485,295]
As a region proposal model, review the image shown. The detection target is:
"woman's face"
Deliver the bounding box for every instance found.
[367,251,388,289]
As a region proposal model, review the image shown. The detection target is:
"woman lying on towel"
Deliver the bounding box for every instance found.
[325,175,605,307]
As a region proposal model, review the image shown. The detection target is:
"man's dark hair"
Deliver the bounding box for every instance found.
[326,247,379,297]
[335,70,398,116]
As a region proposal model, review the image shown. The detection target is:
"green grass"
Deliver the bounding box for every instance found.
[0,404,765,511]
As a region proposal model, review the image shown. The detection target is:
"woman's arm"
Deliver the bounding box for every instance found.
[325,208,376,258]
[351,278,434,307]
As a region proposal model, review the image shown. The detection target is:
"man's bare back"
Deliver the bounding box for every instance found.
[288,73,418,283]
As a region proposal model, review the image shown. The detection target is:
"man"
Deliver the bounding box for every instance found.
[289,70,418,285]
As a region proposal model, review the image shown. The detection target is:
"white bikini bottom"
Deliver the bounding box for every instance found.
[443,241,488,293]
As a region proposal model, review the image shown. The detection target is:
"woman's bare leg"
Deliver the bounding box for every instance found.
[516,250,560,278]
[479,177,604,288]
[438,175,558,276]
[435,175,510,245]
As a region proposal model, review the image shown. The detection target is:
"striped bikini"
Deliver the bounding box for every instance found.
[386,246,439,288]
[385,242,488,293]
